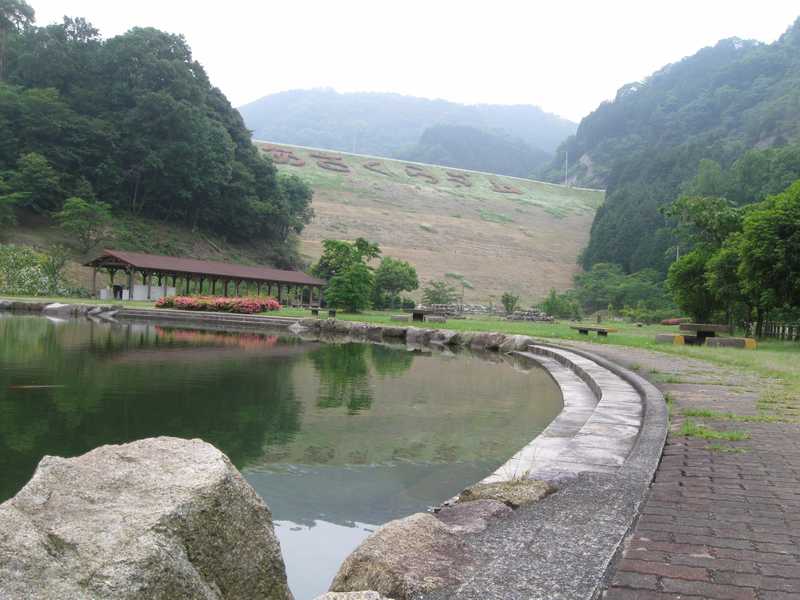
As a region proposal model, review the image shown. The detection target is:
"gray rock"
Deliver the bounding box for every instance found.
[0,299,12,310]
[380,326,407,339]
[459,479,555,508]
[405,327,433,345]
[498,334,534,353]
[0,437,292,600]
[315,593,393,600]
[42,302,75,317]
[288,322,306,335]
[469,332,506,351]
[436,499,512,533]
[88,306,104,316]
[330,512,473,600]
[349,323,369,337]
[430,329,462,347]
[299,318,322,330]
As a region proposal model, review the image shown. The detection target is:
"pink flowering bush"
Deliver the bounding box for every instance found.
[155,295,282,314]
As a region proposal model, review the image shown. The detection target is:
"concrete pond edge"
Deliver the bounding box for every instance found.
[0,302,668,600]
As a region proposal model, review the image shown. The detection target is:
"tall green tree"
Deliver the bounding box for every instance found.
[372,257,418,308]
[738,181,800,326]
[666,249,717,322]
[10,151,62,213]
[421,280,458,305]
[0,0,33,80]
[312,238,380,280]
[54,196,112,252]
[501,291,519,314]
[325,262,374,312]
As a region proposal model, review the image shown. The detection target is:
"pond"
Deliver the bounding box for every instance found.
[0,315,562,599]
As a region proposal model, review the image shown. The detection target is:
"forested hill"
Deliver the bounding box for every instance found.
[238,89,576,161]
[398,125,551,178]
[0,13,312,265]
[545,16,800,273]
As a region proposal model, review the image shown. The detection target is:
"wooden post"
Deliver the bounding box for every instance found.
[145,271,151,301]
[257,282,262,296]
[211,279,217,295]
[127,268,134,300]
[184,275,190,296]
[235,280,241,296]
[199,276,205,296]
[91,267,98,297]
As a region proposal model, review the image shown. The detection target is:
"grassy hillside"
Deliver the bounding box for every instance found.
[257,142,604,303]
[3,210,299,293]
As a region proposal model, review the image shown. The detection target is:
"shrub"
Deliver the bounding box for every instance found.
[156,295,281,314]
[501,292,519,314]
[0,244,68,296]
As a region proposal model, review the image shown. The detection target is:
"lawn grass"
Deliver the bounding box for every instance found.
[679,418,751,441]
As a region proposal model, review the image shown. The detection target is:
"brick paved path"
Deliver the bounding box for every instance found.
[564,343,800,600]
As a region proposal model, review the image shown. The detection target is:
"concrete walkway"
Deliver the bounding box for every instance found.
[564,343,800,600]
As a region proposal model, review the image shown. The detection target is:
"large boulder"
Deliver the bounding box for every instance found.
[435,499,511,534]
[498,334,534,353]
[0,437,292,600]
[469,332,506,351]
[405,327,434,346]
[430,329,462,347]
[330,512,474,600]
[459,479,554,509]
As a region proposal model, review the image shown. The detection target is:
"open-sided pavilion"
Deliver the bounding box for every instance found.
[85,249,326,305]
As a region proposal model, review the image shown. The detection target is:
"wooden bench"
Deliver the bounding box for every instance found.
[571,325,617,337]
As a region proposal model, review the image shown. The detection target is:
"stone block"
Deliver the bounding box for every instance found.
[390,315,410,322]
[655,333,685,345]
[705,337,757,349]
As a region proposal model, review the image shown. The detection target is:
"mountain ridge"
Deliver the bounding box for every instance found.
[238,88,576,163]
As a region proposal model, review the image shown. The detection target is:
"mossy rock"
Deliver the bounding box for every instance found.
[458,479,554,508]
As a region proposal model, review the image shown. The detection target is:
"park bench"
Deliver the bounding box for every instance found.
[571,325,617,337]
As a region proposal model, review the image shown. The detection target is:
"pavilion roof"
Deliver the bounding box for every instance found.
[85,249,326,286]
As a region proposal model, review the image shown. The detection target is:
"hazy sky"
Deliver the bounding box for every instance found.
[30,1,800,122]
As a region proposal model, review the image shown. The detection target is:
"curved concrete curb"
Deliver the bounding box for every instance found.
[331,341,668,600]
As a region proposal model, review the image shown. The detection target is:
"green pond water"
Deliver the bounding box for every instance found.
[0,315,562,599]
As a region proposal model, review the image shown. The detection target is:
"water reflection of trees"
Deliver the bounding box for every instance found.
[309,343,373,413]
[308,343,414,414]
[0,318,303,501]
[371,345,414,377]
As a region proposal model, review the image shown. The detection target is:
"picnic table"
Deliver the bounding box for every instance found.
[571,325,617,337]
[678,323,730,343]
